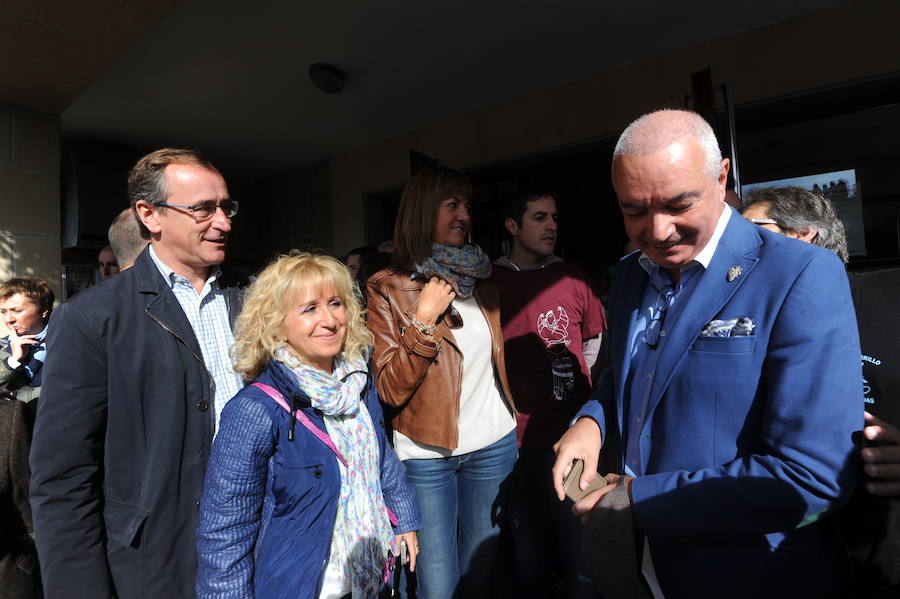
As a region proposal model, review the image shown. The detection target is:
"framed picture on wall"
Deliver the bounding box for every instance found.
[62,264,95,300]
[742,169,867,258]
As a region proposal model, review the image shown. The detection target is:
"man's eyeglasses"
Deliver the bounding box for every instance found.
[748,218,779,226]
[155,200,239,220]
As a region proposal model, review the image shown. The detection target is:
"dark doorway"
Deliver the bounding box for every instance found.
[364,138,628,292]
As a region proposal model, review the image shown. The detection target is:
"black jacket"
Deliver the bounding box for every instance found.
[29,247,248,599]
[0,399,40,599]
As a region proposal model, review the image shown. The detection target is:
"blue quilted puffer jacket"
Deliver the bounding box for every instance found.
[196,359,420,599]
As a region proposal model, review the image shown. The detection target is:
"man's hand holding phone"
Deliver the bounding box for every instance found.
[562,459,609,502]
[552,417,603,501]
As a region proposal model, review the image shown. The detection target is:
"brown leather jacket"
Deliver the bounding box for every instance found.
[366,266,516,450]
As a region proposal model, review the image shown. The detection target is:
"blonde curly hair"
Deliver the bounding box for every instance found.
[232,251,372,380]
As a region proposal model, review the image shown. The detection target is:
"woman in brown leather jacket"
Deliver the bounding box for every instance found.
[367,165,517,599]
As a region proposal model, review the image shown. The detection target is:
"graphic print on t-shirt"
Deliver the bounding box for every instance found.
[538,306,574,401]
[862,353,883,408]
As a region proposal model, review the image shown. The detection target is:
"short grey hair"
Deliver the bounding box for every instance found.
[613,109,723,180]
[743,186,849,263]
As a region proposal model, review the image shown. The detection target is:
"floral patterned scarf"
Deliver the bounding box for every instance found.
[414,243,492,298]
[275,347,396,598]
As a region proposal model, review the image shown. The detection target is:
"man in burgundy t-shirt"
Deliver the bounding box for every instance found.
[490,189,605,599]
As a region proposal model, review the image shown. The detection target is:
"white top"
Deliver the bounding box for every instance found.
[393,295,515,459]
[318,549,350,599]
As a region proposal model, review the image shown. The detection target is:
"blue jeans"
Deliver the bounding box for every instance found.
[507,448,600,599]
[400,430,517,599]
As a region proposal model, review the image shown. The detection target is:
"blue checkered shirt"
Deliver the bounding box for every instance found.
[149,245,243,436]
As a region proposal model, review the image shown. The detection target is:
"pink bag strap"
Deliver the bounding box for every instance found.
[251,382,348,468]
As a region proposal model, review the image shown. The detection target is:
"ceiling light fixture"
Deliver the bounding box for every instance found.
[309,63,345,94]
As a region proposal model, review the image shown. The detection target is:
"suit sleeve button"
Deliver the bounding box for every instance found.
[197,400,210,412]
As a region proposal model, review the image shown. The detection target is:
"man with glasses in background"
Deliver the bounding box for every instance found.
[31,148,249,599]
[742,187,900,597]
[552,110,862,598]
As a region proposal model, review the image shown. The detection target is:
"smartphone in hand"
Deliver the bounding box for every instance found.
[562,459,608,502]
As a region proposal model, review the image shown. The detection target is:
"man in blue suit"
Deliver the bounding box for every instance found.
[552,110,862,598]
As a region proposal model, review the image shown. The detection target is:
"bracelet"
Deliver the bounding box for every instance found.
[409,316,437,337]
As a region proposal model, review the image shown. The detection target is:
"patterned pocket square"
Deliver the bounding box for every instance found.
[700,316,755,337]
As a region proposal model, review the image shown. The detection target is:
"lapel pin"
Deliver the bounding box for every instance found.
[727,266,742,282]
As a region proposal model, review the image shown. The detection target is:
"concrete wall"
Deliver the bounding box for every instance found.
[329,0,900,255]
[0,102,61,299]
[241,159,332,270]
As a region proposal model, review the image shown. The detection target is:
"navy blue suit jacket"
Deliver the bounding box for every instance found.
[580,209,862,598]
[30,248,248,599]
[196,359,420,598]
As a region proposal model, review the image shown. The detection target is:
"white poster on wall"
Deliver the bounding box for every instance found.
[741,169,866,257]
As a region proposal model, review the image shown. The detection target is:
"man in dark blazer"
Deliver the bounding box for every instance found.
[552,110,862,598]
[30,149,248,599]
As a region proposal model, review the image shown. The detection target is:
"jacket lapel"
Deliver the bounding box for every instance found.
[645,212,763,417]
[134,247,204,361]
[611,255,646,436]
[473,280,499,339]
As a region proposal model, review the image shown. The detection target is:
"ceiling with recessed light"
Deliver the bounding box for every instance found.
[1,0,850,178]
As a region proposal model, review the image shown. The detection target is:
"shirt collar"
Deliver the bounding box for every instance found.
[493,254,564,272]
[637,204,731,275]
[148,244,221,290]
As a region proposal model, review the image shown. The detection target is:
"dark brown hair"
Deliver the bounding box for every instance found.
[393,165,473,266]
[0,277,54,323]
